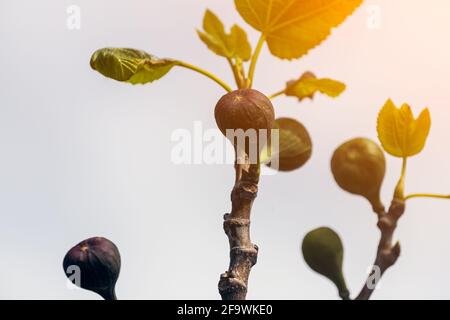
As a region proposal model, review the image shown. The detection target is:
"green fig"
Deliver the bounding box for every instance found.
[302,227,349,300]
[331,138,385,213]
[262,118,312,171]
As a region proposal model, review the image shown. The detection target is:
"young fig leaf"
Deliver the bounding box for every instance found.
[262,118,312,171]
[197,10,251,61]
[234,0,363,59]
[229,25,252,61]
[377,99,431,158]
[90,48,176,85]
[63,237,121,300]
[302,227,349,300]
[331,138,386,213]
[285,72,346,101]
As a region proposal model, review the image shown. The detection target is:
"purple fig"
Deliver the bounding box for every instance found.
[63,237,121,300]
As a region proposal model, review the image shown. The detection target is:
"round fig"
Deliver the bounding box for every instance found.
[215,89,275,157]
[331,138,385,213]
[302,227,349,300]
[63,237,121,300]
[264,118,312,171]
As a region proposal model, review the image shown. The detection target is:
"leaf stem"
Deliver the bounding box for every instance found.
[247,34,266,88]
[227,58,246,89]
[268,89,285,99]
[394,157,407,200]
[401,157,407,177]
[176,61,232,92]
[405,193,450,201]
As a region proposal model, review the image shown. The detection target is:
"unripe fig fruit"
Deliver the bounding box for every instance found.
[331,138,385,213]
[215,89,275,157]
[63,237,121,300]
[264,118,312,171]
[302,227,349,300]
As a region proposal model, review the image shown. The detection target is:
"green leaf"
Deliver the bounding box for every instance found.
[262,118,312,171]
[90,48,176,85]
[197,10,251,61]
[285,72,346,101]
[302,227,350,300]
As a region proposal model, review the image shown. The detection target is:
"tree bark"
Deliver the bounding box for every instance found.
[218,155,260,300]
[355,199,405,300]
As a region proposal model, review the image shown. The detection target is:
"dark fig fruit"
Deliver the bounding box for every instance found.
[63,237,121,300]
[302,227,349,300]
[215,89,275,157]
[331,138,385,213]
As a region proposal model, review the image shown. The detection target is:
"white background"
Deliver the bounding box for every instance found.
[1,0,450,299]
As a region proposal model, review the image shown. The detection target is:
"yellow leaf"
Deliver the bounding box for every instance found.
[377,99,431,158]
[285,72,346,101]
[229,25,252,61]
[234,0,363,59]
[197,10,251,61]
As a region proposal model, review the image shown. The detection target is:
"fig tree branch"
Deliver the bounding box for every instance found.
[175,61,233,92]
[355,199,405,300]
[218,153,260,300]
[356,155,407,300]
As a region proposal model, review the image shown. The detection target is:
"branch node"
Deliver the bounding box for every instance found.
[224,217,250,227]
[377,215,396,231]
[218,274,247,300]
[392,241,401,258]
[389,199,405,220]
[233,181,258,201]
[230,246,258,266]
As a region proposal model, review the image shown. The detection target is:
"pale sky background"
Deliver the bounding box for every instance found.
[1,0,450,300]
